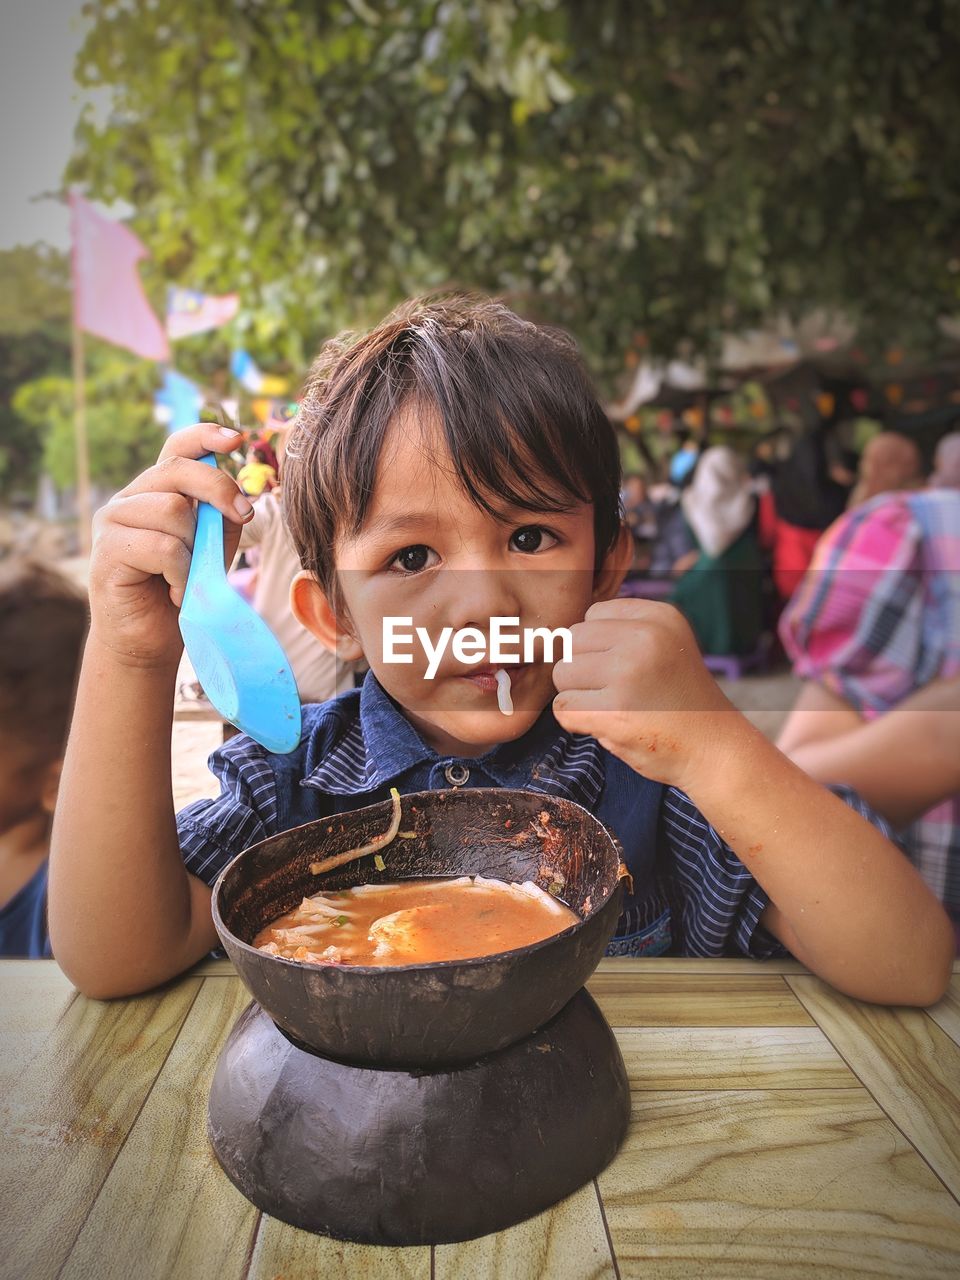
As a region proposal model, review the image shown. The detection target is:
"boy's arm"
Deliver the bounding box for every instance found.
[49,423,255,999]
[50,637,218,997]
[777,679,960,829]
[554,599,954,1007]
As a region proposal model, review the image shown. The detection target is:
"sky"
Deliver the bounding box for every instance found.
[0,0,88,250]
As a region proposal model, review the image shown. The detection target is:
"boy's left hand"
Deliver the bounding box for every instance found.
[552,599,734,791]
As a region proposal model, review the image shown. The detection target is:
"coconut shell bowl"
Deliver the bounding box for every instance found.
[207,788,631,1245]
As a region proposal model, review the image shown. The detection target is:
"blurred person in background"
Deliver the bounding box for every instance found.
[668,429,701,487]
[669,446,764,655]
[758,426,856,602]
[236,443,278,497]
[239,427,360,703]
[778,470,960,947]
[929,430,960,488]
[621,472,658,541]
[250,431,280,475]
[847,431,923,508]
[0,559,88,957]
[620,472,658,569]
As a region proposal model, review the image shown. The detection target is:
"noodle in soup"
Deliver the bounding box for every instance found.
[253,875,578,966]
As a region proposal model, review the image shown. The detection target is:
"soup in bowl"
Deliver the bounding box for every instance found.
[212,788,627,1068]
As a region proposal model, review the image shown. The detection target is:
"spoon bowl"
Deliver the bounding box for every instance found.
[179,454,301,754]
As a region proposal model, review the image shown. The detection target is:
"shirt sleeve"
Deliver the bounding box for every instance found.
[176,734,281,886]
[660,784,898,959]
[778,496,925,718]
[659,787,783,958]
[238,492,280,551]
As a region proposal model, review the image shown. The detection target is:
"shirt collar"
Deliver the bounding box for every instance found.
[302,671,605,810]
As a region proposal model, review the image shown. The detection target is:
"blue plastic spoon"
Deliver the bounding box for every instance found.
[178,454,301,753]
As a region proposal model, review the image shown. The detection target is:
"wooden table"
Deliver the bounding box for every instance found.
[2,956,959,1279]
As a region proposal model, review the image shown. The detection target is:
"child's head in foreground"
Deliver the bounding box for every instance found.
[0,558,88,835]
[283,295,632,756]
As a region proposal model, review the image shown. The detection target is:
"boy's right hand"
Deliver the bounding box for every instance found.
[88,423,256,667]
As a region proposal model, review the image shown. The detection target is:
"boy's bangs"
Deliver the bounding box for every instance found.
[423,398,591,526]
[284,297,623,589]
[370,323,614,538]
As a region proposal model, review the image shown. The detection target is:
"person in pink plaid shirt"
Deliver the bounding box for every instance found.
[778,464,960,948]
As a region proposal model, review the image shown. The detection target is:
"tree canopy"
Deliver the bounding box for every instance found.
[0,247,72,494]
[68,0,960,385]
[0,246,164,496]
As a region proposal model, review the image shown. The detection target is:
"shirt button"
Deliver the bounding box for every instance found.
[444,763,470,787]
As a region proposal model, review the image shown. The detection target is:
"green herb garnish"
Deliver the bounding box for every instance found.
[373,854,386,872]
[333,914,349,927]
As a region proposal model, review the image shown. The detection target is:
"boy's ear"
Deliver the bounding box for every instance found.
[290,571,364,661]
[591,523,634,604]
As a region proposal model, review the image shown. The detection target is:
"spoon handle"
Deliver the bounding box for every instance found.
[190,453,228,581]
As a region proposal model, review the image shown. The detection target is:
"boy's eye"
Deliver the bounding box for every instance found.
[390,544,438,574]
[510,526,557,554]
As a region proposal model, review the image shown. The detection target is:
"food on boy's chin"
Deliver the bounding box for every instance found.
[252,875,578,966]
[495,668,513,715]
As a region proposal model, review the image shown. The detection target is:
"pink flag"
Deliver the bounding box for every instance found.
[70,192,170,361]
[167,286,240,340]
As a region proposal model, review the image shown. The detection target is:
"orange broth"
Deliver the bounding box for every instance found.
[252,875,578,966]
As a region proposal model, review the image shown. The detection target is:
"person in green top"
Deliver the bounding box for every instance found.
[669,446,764,656]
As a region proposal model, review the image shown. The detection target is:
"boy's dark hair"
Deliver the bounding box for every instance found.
[0,558,88,761]
[283,295,622,604]
[252,445,272,465]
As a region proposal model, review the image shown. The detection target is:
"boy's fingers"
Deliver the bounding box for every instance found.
[157,422,243,462]
[585,598,670,624]
[105,491,199,549]
[567,617,639,656]
[572,620,620,653]
[120,454,255,524]
[552,688,611,735]
[552,650,614,693]
[95,524,193,594]
[103,493,244,575]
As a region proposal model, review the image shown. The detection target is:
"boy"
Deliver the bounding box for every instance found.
[50,297,952,1003]
[0,558,88,957]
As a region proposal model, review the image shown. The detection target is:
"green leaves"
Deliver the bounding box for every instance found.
[63,0,960,385]
[12,354,164,490]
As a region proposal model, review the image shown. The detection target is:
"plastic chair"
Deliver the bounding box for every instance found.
[701,633,773,680]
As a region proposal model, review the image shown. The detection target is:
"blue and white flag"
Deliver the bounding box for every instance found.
[154,368,203,432]
[230,348,263,393]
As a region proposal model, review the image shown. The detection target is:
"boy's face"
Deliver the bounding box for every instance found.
[318,411,628,757]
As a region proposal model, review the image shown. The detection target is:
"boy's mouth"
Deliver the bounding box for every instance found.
[459,664,530,694]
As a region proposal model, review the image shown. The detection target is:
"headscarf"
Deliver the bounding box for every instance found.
[771,429,850,530]
[680,446,755,558]
[930,432,960,489]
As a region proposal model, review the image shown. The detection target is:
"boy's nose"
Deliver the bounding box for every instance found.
[443,568,522,633]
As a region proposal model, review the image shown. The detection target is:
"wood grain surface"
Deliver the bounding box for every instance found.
[59,979,258,1280]
[1,959,958,1280]
[788,975,960,1201]
[615,1025,857,1090]
[599,1088,960,1278]
[588,971,815,1027]
[434,1182,616,1280]
[0,977,202,1280]
[925,975,960,1048]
